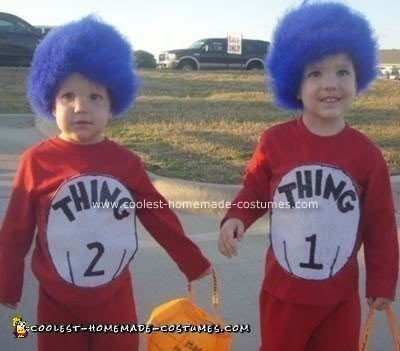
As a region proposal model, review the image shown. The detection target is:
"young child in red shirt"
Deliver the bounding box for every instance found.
[219,3,399,350]
[0,16,210,351]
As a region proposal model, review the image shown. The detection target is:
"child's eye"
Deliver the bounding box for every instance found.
[90,93,103,101]
[306,71,321,78]
[61,92,74,101]
[338,69,350,76]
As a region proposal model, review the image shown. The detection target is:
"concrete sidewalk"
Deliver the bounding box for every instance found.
[0,115,399,351]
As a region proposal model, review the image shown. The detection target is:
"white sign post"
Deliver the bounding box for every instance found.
[227,33,242,55]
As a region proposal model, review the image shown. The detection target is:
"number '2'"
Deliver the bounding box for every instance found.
[84,242,105,276]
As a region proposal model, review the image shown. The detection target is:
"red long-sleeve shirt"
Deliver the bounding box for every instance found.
[224,116,399,305]
[0,136,210,305]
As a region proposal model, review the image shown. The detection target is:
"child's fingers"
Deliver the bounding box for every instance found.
[219,219,242,257]
[218,231,237,258]
[366,297,392,311]
[218,237,230,257]
[218,218,244,257]
[373,297,391,311]
[234,221,245,241]
[224,232,238,256]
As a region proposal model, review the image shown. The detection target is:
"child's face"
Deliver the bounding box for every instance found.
[298,53,357,126]
[52,73,112,144]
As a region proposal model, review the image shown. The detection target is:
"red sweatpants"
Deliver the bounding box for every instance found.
[37,281,138,351]
[259,290,361,351]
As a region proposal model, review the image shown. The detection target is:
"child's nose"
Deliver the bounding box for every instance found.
[322,73,338,90]
[73,97,88,113]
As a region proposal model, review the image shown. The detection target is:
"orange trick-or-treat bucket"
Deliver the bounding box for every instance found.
[146,269,232,351]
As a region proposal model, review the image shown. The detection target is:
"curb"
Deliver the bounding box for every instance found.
[2,114,400,217]
[35,116,60,138]
[0,114,34,128]
[148,173,240,217]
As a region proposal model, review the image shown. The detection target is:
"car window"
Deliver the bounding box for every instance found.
[0,19,14,33]
[244,41,267,54]
[208,40,224,53]
[0,18,31,34]
[189,40,205,49]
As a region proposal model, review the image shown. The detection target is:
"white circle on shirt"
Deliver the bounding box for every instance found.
[270,164,360,280]
[46,174,137,287]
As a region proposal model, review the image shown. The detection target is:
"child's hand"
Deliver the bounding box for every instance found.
[1,303,17,310]
[367,297,392,311]
[218,218,244,258]
[194,266,212,281]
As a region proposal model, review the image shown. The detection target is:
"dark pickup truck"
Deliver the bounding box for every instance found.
[157,38,269,70]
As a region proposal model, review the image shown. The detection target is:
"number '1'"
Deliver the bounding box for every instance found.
[299,234,323,270]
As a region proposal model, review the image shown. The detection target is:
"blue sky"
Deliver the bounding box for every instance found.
[3,0,399,57]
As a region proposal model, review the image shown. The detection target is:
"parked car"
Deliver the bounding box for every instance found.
[157,38,269,70]
[0,12,43,66]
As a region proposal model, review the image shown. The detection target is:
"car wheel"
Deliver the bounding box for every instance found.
[247,61,263,70]
[178,60,196,70]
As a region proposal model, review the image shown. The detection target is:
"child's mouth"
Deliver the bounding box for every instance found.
[74,121,92,125]
[320,97,341,103]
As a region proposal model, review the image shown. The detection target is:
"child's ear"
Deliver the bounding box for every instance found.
[297,86,303,101]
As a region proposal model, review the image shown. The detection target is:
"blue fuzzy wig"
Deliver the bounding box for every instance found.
[27,15,138,120]
[266,1,378,110]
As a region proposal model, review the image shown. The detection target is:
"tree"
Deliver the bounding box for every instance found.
[134,50,156,69]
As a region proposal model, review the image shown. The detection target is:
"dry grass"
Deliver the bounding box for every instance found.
[1,67,399,183]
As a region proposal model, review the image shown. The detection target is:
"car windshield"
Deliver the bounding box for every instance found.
[189,40,205,49]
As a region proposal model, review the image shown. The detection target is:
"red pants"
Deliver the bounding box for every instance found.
[259,290,361,351]
[37,282,138,351]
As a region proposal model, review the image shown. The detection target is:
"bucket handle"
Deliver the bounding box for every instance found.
[360,306,400,351]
